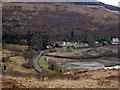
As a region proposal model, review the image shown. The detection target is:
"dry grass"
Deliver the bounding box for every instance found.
[3,68,119,88]
[2,49,13,57]
[2,76,25,88]
[47,51,83,58]
[3,44,28,52]
[97,79,111,86]
[3,56,37,77]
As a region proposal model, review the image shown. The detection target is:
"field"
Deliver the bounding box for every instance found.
[3,44,28,52]
[47,48,84,59]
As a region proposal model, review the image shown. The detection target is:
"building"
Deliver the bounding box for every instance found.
[46,45,53,49]
[111,38,120,45]
[61,42,89,48]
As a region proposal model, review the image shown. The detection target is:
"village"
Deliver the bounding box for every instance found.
[46,37,120,49]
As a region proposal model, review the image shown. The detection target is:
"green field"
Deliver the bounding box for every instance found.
[38,58,60,74]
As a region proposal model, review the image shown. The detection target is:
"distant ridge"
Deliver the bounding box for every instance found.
[73,2,120,11]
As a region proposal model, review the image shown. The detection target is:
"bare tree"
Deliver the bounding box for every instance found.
[22,51,37,69]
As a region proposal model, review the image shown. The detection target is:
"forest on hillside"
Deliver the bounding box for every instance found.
[2,3,118,50]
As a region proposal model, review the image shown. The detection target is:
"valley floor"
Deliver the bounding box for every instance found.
[1,45,120,88]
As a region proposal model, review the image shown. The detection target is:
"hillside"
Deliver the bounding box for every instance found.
[2,2,118,44]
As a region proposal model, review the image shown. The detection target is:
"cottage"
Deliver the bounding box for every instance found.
[46,45,52,49]
[61,42,72,47]
[79,43,89,48]
[61,41,89,48]
[55,3,62,6]
[111,38,120,45]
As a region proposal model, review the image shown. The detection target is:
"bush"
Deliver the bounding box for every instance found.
[48,60,62,71]
[38,58,60,74]
[2,56,11,62]
[21,61,34,69]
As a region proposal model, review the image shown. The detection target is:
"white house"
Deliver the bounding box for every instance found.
[61,42,89,48]
[79,43,89,47]
[46,45,52,49]
[111,38,120,45]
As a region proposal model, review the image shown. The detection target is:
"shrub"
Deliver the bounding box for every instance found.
[21,61,34,69]
[2,56,11,62]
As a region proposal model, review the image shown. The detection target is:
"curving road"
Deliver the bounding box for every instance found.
[33,49,56,75]
[33,51,46,74]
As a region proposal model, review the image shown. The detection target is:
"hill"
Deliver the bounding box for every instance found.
[2,2,118,46]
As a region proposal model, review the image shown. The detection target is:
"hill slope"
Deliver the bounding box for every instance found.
[2,2,118,44]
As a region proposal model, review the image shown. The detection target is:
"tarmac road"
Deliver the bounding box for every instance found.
[33,49,56,75]
[33,51,46,75]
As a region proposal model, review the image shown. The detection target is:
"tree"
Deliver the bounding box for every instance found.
[41,32,48,50]
[31,32,48,51]
[87,31,96,47]
[69,29,75,42]
[22,51,37,69]
[27,30,33,49]
[48,60,60,70]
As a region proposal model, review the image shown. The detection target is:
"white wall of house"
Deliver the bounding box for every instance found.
[112,38,119,42]
[61,41,89,48]
[111,38,120,45]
